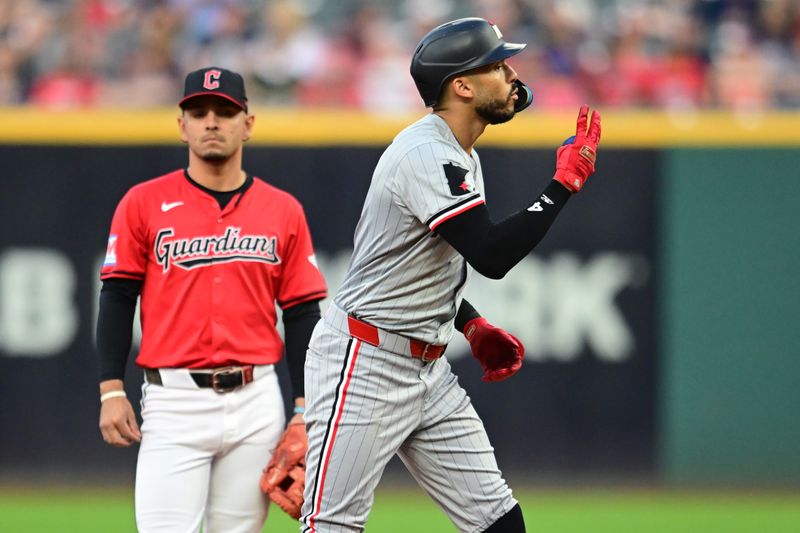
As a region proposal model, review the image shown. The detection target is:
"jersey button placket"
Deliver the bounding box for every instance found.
[212,276,223,307]
[211,275,223,350]
[212,278,223,305]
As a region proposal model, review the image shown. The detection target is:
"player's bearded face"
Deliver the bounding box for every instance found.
[474,87,516,124]
[470,63,517,125]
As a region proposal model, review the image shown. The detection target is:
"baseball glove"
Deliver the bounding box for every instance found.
[260,422,307,519]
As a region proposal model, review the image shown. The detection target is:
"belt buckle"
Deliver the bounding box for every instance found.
[420,343,436,362]
[210,366,243,393]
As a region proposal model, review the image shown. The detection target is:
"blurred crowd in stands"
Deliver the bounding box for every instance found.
[1,0,799,111]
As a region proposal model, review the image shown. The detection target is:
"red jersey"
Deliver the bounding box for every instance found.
[101,170,327,369]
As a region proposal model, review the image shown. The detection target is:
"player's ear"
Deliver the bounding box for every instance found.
[177,115,189,144]
[450,75,475,101]
[242,114,255,142]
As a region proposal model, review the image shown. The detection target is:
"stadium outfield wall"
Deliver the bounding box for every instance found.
[0,109,797,487]
[2,107,800,147]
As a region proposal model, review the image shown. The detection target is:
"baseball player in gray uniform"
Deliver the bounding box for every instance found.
[301,18,601,533]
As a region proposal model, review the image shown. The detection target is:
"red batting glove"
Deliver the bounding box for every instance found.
[463,318,524,383]
[552,104,601,193]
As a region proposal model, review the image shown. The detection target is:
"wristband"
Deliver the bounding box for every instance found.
[100,390,127,403]
[293,405,305,415]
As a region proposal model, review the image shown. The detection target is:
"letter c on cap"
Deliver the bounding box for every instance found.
[203,70,221,90]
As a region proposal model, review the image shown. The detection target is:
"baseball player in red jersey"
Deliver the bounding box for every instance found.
[96,66,327,532]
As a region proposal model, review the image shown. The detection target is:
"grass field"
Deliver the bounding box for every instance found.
[1,485,798,532]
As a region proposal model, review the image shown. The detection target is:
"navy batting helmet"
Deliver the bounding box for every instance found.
[410,18,527,108]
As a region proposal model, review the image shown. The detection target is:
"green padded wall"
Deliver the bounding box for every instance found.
[661,149,800,484]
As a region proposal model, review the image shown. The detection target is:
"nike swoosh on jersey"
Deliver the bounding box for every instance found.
[161,201,184,212]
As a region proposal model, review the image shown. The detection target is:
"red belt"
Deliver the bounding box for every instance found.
[347,315,446,361]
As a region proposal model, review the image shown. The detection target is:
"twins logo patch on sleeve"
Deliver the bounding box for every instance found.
[443,162,473,196]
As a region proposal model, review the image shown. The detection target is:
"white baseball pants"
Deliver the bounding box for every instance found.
[135,365,285,533]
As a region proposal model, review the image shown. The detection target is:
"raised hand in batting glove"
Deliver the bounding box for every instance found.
[552,104,601,193]
[463,318,524,382]
[260,421,307,519]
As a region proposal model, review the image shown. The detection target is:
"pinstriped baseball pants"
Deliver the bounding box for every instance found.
[301,306,516,533]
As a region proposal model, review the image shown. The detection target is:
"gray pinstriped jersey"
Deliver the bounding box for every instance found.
[335,113,485,345]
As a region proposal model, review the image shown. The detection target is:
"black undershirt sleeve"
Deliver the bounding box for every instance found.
[454,299,480,333]
[436,180,571,280]
[97,278,141,381]
[282,299,322,401]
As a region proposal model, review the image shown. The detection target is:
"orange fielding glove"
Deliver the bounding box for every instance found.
[260,422,307,519]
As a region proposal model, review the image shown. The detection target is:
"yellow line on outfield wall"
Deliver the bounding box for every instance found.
[2,107,800,147]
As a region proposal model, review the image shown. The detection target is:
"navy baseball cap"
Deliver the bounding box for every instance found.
[179,67,248,112]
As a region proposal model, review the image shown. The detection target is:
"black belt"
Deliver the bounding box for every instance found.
[145,366,255,393]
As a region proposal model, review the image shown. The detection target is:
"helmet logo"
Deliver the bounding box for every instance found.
[491,23,503,39]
